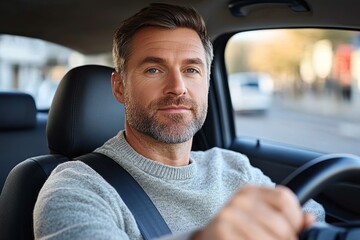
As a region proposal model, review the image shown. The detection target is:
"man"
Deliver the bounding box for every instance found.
[34,3,325,240]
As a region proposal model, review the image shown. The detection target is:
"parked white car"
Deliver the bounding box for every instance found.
[228,72,274,113]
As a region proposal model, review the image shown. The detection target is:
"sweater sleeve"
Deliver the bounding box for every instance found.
[33,161,142,240]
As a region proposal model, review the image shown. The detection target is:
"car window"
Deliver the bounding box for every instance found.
[225,29,360,155]
[0,34,112,110]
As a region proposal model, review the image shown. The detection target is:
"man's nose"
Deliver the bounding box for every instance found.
[163,70,187,96]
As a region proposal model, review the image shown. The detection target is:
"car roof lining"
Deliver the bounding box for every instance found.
[0,0,359,54]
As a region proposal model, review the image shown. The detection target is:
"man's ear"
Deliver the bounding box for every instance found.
[111,71,125,103]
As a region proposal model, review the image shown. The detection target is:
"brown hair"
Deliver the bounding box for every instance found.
[112,3,213,79]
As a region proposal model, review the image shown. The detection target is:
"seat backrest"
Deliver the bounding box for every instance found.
[0,65,125,240]
[46,65,125,157]
[0,92,48,192]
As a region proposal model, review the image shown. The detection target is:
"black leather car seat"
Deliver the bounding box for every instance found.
[0,64,218,240]
[0,65,125,240]
[0,92,48,193]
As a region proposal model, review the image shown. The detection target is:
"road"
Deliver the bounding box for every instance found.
[234,101,360,156]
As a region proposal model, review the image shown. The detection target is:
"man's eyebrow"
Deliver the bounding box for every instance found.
[183,58,205,66]
[140,57,165,65]
[139,57,205,67]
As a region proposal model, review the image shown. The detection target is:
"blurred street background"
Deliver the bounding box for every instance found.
[236,93,360,155]
[227,29,360,155]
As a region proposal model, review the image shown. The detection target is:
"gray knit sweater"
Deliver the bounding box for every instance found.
[33,130,325,240]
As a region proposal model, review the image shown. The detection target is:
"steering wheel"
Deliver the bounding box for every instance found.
[281,153,360,205]
[280,153,360,239]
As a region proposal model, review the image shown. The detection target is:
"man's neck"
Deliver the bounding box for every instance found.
[124,126,193,167]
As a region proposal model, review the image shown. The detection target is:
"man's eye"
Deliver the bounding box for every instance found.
[186,68,199,74]
[146,68,159,74]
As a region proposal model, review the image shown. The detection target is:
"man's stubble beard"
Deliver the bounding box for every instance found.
[124,93,207,144]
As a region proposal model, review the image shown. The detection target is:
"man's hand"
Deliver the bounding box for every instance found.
[193,185,315,240]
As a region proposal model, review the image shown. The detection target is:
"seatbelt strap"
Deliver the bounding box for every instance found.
[77,152,172,240]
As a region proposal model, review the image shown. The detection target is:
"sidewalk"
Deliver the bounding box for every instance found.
[276,92,360,122]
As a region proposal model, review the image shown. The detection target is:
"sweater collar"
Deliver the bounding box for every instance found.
[102,131,197,180]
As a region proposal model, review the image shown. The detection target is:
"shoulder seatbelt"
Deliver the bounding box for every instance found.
[77,152,172,240]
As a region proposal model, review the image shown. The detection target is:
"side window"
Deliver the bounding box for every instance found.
[0,35,112,110]
[225,29,360,155]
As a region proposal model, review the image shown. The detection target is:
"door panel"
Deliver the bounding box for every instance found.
[230,137,322,183]
[229,136,360,223]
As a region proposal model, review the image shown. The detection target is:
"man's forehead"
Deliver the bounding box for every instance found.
[130,27,207,63]
[132,27,204,50]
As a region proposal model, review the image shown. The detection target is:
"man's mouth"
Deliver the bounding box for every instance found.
[158,105,192,113]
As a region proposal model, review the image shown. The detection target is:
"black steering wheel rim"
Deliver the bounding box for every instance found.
[281,153,360,205]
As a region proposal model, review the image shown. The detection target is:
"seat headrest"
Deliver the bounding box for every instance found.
[0,92,37,130]
[47,65,125,158]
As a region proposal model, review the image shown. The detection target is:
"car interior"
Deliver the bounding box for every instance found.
[1,0,360,239]
[0,92,48,189]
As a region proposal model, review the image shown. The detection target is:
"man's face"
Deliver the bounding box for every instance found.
[119,27,209,144]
